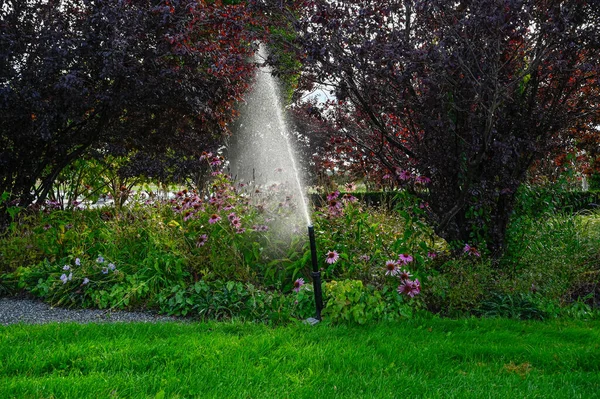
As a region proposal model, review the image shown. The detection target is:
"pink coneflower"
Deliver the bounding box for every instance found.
[385,260,399,276]
[398,269,412,282]
[415,175,431,185]
[342,194,357,202]
[293,278,305,293]
[398,279,421,298]
[397,169,412,181]
[359,254,371,262]
[236,227,246,234]
[325,250,340,264]
[345,182,356,192]
[382,174,392,180]
[326,191,340,201]
[427,251,437,259]
[398,254,414,264]
[210,157,222,166]
[196,234,208,247]
[231,217,241,227]
[208,214,221,224]
[464,244,481,257]
[227,212,237,221]
[328,199,343,215]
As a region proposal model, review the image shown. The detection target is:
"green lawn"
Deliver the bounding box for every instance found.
[1,318,599,398]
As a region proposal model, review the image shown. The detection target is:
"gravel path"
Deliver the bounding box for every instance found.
[0,297,178,326]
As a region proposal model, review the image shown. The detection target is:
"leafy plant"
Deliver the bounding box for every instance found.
[477,292,547,321]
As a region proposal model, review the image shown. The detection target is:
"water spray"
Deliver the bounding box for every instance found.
[306,225,324,324]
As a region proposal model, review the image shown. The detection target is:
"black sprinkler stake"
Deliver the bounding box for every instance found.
[308,225,323,321]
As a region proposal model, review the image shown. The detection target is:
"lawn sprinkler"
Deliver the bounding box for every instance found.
[306,225,324,325]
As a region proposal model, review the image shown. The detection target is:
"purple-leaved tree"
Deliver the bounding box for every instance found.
[0,0,262,227]
[278,0,600,257]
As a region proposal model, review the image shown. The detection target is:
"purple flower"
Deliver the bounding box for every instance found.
[196,234,208,247]
[464,244,481,257]
[397,169,412,181]
[82,277,90,285]
[342,194,357,202]
[385,260,399,276]
[68,272,72,281]
[325,250,340,264]
[101,267,108,274]
[415,175,431,184]
[96,256,104,263]
[108,263,116,271]
[60,274,68,284]
[208,214,221,224]
[75,258,81,266]
[63,265,71,271]
[398,279,421,298]
[326,191,340,201]
[398,269,412,282]
[293,278,305,293]
[427,251,437,259]
[398,254,414,264]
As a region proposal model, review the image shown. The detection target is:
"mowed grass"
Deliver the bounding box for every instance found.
[1,318,599,398]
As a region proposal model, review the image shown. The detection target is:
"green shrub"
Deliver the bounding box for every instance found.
[156,280,315,323]
[476,292,547,320]
[322,279,420,324]
[421,258,495,316]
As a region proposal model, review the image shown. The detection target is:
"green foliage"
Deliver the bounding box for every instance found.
[477,292,547,320]
[156,280,314,323]
[422,258,494,316]
[1,174,599,322]
[311,193,437,283]
[322,280,419,324]
[323,280,384,324]
[513,185,600,216]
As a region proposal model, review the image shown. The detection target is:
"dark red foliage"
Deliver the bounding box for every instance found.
[0,0,262,219]
[287,0,600,256]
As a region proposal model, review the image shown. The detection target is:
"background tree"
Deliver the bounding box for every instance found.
[0,0,262,226]
[287,0,600,257]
